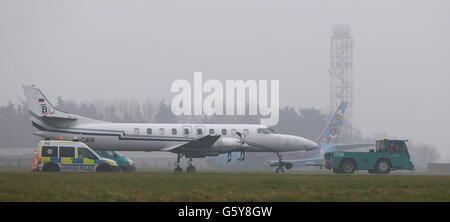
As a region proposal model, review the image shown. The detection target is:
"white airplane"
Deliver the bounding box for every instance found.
[23,85,318,173]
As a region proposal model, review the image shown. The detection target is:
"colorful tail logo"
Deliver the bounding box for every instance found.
[317,101,347,145]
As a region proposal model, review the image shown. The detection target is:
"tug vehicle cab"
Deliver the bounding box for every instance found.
[325,139,413,174]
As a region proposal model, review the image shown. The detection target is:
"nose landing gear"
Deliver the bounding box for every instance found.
[276,152,285,174]
[276,167,285,174]
[271,152,293,174]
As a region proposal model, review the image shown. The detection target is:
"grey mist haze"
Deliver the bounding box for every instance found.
[0,1,449,158]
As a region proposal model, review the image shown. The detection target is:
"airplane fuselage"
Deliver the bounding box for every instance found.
[33,122,318,157]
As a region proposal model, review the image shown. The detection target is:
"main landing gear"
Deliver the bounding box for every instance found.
[174,153,183,173]
[186,158,196,173]
[174,153,196,173]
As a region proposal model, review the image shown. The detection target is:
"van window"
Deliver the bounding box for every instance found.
[172,128,177,135]
[77,148,98,160]
[102,151,115,158]
[209,129,215,135]
[147,128,152,135]
[42,146,58,157]
[134,128,140,135]
[59,147,75,158]
[159,128,165,135]
[222,129,227,135]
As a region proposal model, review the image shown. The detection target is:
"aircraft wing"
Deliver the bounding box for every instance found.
[332,143,374,151]
[166,135,221,153]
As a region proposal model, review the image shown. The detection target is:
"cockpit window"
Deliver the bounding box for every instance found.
[257,128,277,134]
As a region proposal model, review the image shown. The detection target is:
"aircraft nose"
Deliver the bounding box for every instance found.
[298,138,319,151]
[305,139,319,151]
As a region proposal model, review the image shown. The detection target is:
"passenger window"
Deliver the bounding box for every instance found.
[159,128,165,135]
[147,128,152,135]
[197,128,203,136]
[134,128,140,135]
[243,129,249,136]
[184,128,190,135]
[222,129,227,135]
[77,148,98,160]
[209,129,215,135]
[231,129,237,135]
[59,147,75,158]
[42,146,58,157]
[172,128,177,135]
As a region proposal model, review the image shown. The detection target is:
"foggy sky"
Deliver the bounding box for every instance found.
[1,1,449,159]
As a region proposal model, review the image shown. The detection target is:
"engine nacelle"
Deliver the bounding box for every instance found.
[211,137,243,152]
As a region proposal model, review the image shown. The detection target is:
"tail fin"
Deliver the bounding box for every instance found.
[22,85,76,120]
[317,101,347,145]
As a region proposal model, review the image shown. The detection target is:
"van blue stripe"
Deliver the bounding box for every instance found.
[50,157,61,163]
[95,160,105,164]
[72,158,83,164]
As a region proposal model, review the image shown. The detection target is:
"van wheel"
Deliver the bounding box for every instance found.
[96,164,112,172]
[111,166,120,172]
[375,159,391,174]
[121,166,136,172]
[340,159,356,174]
[42,162,60,172]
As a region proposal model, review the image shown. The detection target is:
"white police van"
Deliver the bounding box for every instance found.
[32,139,119,172]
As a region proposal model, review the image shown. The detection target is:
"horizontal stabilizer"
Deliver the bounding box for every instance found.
[41,115,77,121]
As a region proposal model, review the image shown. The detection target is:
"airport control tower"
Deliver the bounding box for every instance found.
[329,22,353,139]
